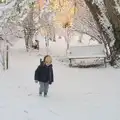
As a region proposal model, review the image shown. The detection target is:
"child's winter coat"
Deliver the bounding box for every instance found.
[34,61,54,84]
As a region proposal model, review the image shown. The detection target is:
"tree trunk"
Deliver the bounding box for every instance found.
[23,6,35,52]
[104,0,120,51]
[84,0,119,66]
[103,0,120,65]
[24,29,29,52]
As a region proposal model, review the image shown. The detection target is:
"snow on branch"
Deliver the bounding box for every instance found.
[98,12,115,46]
[72,0,103,42]
[92,0,104,5]
[114,0,120,14]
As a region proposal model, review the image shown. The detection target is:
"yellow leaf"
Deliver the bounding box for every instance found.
[35,0,45,9]
[49,0,77,27]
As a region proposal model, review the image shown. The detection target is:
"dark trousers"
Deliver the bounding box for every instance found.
[39,82,49,94]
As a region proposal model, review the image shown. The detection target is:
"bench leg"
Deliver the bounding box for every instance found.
[69,59,72,67]
[104,58,107,68]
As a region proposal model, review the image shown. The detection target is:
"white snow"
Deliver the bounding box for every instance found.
[114,0,120,14]
[0,37,120,120]
[0,0,16,10]
[92,0,104,5]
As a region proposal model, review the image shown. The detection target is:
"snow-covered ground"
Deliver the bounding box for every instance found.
[0,38,120,120]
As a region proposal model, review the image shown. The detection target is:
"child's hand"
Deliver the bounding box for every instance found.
[49,81,52,85]
[35,80,38,83]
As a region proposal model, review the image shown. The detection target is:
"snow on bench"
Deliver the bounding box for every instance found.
[67,44,107,67]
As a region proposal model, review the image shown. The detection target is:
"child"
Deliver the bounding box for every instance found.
[34,55,54,97]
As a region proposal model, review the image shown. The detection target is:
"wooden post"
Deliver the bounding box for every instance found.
[104,57,107,68]
[2,50,5,70]
[69,59,72,67]
[6,45,9,69]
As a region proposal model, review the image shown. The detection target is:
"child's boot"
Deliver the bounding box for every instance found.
[39,92,42,96]
[44,93,47,97]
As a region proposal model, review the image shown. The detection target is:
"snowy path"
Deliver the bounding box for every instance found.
[0,40,120,120]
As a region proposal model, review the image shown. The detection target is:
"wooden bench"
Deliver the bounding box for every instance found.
[67,45,107,67]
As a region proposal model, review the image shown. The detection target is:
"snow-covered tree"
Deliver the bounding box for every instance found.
[0,0,34,69]
[72,0,103,43]
[22,2,35,52]
[77,0,120,66]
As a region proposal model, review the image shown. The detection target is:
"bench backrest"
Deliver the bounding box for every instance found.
[68,45,106,57]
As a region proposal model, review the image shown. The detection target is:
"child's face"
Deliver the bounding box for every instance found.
[46,63,50,66]
[45,56,52,65]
